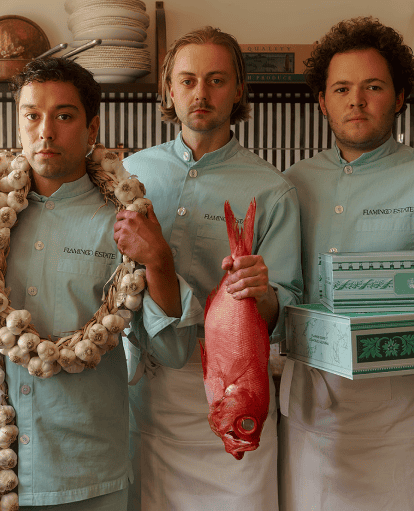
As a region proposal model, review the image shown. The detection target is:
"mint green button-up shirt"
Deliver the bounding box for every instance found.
[124,133,303,343]
[285,136,414,303]
[5,174,201,506]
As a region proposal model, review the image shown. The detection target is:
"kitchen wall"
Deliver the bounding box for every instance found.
[2,0,414,83]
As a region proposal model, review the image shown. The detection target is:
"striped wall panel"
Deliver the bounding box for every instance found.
[1,91,413,171]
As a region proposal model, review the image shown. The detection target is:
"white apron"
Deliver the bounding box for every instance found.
[127,341,278,511]
[278,359,414,511]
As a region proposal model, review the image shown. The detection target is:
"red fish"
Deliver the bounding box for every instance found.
[200,199,270,460]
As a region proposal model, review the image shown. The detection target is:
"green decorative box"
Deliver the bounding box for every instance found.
[285,303,414,379]
[320,251,414,313]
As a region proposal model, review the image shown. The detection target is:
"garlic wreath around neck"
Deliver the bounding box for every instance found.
[0,145,152,504]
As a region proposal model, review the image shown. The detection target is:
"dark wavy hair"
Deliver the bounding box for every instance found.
[160,26,250,125]
[9,57,101,126]
[305,17,414,115]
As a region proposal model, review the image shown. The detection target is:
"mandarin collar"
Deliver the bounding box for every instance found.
[335,136,398,167]
[174,131,240,166]
[28,173,95,202]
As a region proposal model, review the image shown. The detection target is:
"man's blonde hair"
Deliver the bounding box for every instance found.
[160,26,250,124]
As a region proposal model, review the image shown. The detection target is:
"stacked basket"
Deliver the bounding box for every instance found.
[64,0,151,83]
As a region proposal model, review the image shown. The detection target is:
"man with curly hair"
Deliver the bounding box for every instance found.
[121,26,303,511]
[279,16,414,511]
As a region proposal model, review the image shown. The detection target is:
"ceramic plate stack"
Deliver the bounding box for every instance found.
[64,0,151,82]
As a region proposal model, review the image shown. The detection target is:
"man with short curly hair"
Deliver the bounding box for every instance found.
[279,17,414,511]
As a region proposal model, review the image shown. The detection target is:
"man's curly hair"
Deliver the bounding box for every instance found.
[305,17,414,115]
[9,57,101,127]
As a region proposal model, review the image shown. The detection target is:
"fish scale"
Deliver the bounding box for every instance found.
[201,198,270,460]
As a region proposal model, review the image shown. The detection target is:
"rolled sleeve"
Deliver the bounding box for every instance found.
[129,274,204,369]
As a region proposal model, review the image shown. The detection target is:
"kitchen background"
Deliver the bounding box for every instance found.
[1,0,414,376]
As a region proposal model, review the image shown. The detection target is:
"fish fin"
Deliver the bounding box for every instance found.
[200,340,207,379]
[224,199,256,256]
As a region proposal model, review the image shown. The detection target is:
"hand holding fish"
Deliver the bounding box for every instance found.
[222,254,269,300]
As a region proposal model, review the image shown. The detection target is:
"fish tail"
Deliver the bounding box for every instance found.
[224,199,256,256]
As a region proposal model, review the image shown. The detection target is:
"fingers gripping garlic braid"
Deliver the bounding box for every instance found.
[0,145,150,381]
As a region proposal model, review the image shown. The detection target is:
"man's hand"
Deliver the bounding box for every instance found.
[222,254,279,331]
[114,205,170,269]
[114,205,182,318]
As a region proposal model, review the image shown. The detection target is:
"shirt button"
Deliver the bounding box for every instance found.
[335,205,344,214]
[329,247,338,253]
[183,151,190,162]
[343,165,353,174]
[177,207,187,216]
[28,286,38,296]
[171,248,177,257]
[21,385,31,395]
[189,169,198,178]
[45,201,55,210]
[20,435,30,445]
[35,241,44,251]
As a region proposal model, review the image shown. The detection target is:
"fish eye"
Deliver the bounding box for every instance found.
[236,416,257,433]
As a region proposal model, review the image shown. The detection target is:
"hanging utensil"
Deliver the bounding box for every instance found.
[36,43,68,60]
[61,39,102,59]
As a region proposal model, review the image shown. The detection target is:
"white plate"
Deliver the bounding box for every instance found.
[73,27,147,42]
[68,8,149,30]
[65,0,146,14]
[88,67,150,82]
[70,39,148,49]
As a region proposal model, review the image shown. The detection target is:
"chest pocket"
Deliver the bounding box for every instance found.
[188,223,232,304]
[53,258,117,337]
[354,216,414,251]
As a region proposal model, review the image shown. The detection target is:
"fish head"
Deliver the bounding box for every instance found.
[208,384,264,460]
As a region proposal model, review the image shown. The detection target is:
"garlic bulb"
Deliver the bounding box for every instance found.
[100,152,120,173]
[0,426,18,449]
[0,470,18,494]
[6,309,31,334]
[121,273,145,296]
[0,491,19,510]
[0,367,5,385]
[91,143,108,163]
[0,328,15,349]
[0,179,14,194]
[57,348,77,368]
[7,345,30,366]
[102,314,124,334]
[0,194,8,209]
[0,449,17,469]
[103,333,119,352]
[0,208,16,230]
[18,332,40,353]
[125,293,143,311]
[7,190,28,213]
[62,360,84,373]
[0,152,13,174]
[7,168,29,189]
[0,406,15,426]
[37,340,59,362]
[27,357,54,378]
[0,349,10,356]
[0,293,8,313]
[114,178,146,205]
[83,352,101,369]
[126,197,152,215]
[74,339,99,362]
[88,324,108,345]
[0,228,10,250]
[10,154,30,172]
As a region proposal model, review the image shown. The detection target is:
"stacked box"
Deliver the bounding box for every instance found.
[319,251,414,313]
[285,303,414,379]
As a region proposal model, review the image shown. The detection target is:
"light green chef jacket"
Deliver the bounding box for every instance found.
[4,174,202,506]
[285,136,414,303]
